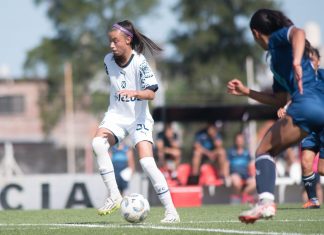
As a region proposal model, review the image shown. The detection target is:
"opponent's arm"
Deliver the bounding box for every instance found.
[227,79,288,108]
[290,27,306,94]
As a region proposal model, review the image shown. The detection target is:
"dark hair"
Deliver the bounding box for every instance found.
[311,46,320,60]
[250,9,312,58]
[250,9,293,35]
[114,20,162,55]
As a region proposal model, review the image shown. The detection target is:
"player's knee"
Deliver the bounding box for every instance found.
[255,143,280,156]
[92,136,110,156]
[255,146,264,156]
[301,161,313,175]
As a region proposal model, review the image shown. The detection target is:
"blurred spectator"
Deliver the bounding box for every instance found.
[110,142,135,195]
[276,146,301,184]
[156,122,182,180]
[188,122,228,185]
[227,132,256,204]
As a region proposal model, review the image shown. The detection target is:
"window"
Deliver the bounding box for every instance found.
[0,95,25,115]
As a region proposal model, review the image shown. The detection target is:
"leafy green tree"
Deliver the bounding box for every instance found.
[163,0,279,105]
[24,0,159,133]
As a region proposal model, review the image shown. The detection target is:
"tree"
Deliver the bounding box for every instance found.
[163,0,279,105]
[24,0,160,133]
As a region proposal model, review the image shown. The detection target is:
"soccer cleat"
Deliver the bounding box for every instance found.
[303,199,320,209]
[98,196,122,216]
[238,200,276,224]
[160,210,180,223]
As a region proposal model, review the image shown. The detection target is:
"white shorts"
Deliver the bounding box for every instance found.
[98,113,154,147]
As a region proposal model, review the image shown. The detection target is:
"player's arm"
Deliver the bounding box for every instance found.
[289,27,306,94]
[277,100,292,119]
[117,86,157,100]
[227,79,288,108]
[249,90,288,108]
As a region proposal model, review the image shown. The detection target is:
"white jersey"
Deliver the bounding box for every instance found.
[103,50,158,126]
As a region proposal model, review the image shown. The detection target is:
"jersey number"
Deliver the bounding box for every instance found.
[136,124,149,131]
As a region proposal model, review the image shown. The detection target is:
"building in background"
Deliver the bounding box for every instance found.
[0,79,46,141]
[0,78,98,174]
[305,21,324,67]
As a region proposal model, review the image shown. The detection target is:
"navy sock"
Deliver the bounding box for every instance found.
[255,155,276,197]
[302,172,319,201]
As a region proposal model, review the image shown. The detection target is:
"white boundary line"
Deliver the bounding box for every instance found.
[182,218,324,224]
[0,223,322,235]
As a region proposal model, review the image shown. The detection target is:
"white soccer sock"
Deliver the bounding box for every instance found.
[92,136,121,199]
[140,157,176,213]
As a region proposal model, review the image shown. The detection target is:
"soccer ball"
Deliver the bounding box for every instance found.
[120,193,150,223]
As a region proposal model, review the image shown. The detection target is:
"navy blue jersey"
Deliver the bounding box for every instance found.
[267,26,324,134]
[227,147,251,179]
[317,69,324,80]
[269,27,318,95]
[194,129,221,150]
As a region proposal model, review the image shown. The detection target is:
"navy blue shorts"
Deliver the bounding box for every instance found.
[287,84,324,159]
[300,132,320,154]
[287,85,324,134]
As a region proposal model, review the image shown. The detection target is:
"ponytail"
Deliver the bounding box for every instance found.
[113,20,162,55]
[304,40,318,60]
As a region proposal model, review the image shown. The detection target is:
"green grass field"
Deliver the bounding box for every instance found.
[0,204,323,235]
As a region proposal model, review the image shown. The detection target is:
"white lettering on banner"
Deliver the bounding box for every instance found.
[0,173,148,210]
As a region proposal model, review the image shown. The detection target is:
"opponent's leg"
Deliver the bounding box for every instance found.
[239,116,307,223]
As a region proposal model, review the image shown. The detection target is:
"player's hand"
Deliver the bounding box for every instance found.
[117,90,137,98]
[227,79,249,96]
[277,107,286,119]
[293,64,303,94]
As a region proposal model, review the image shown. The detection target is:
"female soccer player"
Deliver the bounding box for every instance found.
[92,20,180,223]
[277,47,323,209]
[227,9,324,223]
